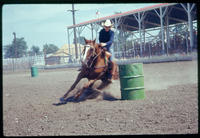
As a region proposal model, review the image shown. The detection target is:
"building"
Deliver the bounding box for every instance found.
[45,43,85,65]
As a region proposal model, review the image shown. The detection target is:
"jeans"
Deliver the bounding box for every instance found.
[106,46,113,61]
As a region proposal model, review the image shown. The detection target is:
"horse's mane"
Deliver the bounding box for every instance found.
[100,49,106,58]
[87,54,97,69]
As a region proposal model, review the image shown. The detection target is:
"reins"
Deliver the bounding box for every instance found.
[83,45,107,70]
[89,48,104,68]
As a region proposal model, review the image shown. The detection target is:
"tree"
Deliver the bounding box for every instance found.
[43,44,59,54]
[28,45,41,56]
[4,37,28,58]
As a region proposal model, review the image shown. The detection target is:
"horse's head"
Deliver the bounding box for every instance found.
[84,38,103,54]
[81,38,102,66]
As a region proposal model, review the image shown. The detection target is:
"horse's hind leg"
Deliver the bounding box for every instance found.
[74,71,106,100]
[74,79,96,99]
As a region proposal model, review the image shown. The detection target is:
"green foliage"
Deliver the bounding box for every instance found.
[29,45,41,56]
[43,44,59,54]
[4,37,28,58]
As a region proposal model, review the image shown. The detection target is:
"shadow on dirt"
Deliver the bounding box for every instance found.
[53,88,119,106]
[53,81,119,106]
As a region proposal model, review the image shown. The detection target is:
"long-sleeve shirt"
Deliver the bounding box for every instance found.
[99,28,114,52]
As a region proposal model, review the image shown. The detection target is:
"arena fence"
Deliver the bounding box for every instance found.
[3,49,197,73]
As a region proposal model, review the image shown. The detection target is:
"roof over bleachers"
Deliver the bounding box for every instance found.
[67,3,197,31]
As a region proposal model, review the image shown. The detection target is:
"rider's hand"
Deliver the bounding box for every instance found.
[103,47,107,51]
[100,43,106,47]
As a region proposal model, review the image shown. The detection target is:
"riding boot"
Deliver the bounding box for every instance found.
[110,60,117,80]
[107,58,113,83]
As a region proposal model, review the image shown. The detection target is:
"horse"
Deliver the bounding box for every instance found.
[59,38,117,103]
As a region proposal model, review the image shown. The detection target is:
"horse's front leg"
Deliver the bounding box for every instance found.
[60,72,84,101]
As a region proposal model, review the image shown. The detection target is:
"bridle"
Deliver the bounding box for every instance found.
[82,45,95,56]
[82,44,105,69]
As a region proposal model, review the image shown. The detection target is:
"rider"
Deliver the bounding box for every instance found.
[99,19,115,82]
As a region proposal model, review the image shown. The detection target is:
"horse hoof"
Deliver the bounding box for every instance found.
[60,97,65,102]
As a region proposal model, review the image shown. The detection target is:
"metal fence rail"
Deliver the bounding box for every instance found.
[3,51,197,72]
[3,55,45,72]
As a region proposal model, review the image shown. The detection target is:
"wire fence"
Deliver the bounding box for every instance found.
[114,42,197,60]
[3,55,45,72]
[3,42,197,73]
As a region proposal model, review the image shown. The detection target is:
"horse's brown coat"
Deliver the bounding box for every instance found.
[61,39,117,101]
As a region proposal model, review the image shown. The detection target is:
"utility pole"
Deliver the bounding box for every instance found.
[68,4,78,59]
[13,32,16,58]
[12,32,16,72]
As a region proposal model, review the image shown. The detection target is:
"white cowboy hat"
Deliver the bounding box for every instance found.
[102,19,113,27]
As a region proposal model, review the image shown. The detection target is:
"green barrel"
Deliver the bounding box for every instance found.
[31,66,38,77]
[119,63,145,100]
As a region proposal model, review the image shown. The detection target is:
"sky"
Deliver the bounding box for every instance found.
[2,3,160,51]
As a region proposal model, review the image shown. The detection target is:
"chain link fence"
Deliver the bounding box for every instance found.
[3,55,45,72]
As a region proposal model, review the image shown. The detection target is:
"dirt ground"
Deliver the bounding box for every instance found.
[3,60,198,136]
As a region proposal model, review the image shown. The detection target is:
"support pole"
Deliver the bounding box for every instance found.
[91,23,94,40]
[68,4,78,59]
[166,11,169,55]
[154,7,168,55]
[114,18,118,57]
[186,32,189,54]
[142,21,145,52]
[166,7,173,54]
[12,32,16,72]
[67,28,73,63]
[139,17,142,57]
[160,9,164,55]
[181,3,195,53]
[114,17,123,59]
[77,28,81,62]
[132,34,135,58]
[77,26,85,61]
[133,12,145,57]
[188,3,194,52]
